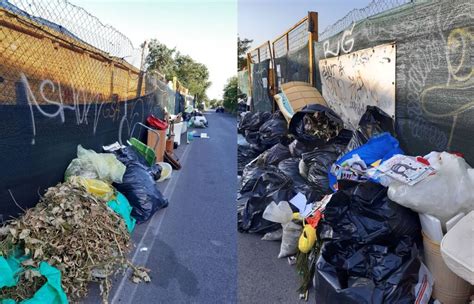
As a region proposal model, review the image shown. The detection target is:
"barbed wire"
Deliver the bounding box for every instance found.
[2,0,142,67]
[319,0,412,41]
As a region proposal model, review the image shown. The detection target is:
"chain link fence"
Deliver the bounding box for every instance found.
[273,18,308,58]
[319,0,412,40]
[249,42,271,63]
[0,0,144,105]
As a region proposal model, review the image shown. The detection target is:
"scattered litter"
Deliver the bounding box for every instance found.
[287,256,297,265]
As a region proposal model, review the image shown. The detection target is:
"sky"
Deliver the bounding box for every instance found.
[71,0,237,100]
[70,0,372,99]
[239,0,372,49]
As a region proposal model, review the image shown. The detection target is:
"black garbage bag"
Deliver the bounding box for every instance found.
[113,146,148,166]
[254,143,291,167]
[301,145,345,197]
[244,130,260,145]
[238,165,292,234]
[113,147,168,224]
[278,158,322,203]
[113,146,162,180]
[239,111,272,132]
[314,182,423,303]
[289,104,344,146]
[289,139,316,158]
[238,145,261,175]
[259,117,288,147]
[148,163,163,181]
[345,106,397,153]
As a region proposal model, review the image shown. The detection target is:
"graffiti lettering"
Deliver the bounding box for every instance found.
[20,73,144,145]
[323,23,356,58]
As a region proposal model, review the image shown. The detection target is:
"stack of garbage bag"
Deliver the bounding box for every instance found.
[237,112,289,175]
[235,103,474,303]
[65,144,168,224]
[314,182,427,303]
[237,105,351,235]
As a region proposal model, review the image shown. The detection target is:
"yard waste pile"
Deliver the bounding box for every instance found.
[237,104,474,303]
[0,178,149,303]
[1,139,170,303]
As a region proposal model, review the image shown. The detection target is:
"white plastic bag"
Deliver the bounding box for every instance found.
[387,152,474,226]
[262,201,293,224]
[262,201,302,258]
[278,221,302,258]
[261,229,283,241]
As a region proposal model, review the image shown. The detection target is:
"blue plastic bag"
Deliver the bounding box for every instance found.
[329,133,403,191]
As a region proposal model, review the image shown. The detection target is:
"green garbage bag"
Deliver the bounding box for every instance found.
[0,252,28,288]
[1,262,68,304]
[0,256,20,288]
[107,192,136,233]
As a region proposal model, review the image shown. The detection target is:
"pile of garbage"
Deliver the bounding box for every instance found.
[1,142,169,303]
[237,105,474,303]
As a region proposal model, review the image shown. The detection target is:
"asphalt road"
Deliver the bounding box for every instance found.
[83,112,237,303]
[238,217,316,304]
[82,111,312,303]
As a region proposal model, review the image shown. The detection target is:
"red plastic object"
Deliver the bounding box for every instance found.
[147,115,168,130]
[306,210,323,229]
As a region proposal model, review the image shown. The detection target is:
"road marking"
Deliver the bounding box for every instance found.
[111,141,193,304]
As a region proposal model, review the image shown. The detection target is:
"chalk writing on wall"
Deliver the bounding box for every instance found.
[319,43,396,128]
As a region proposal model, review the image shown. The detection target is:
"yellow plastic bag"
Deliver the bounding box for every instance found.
[298,224,316,253]
[75,177,115,201]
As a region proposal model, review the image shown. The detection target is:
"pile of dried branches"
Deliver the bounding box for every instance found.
[0,179,149,303]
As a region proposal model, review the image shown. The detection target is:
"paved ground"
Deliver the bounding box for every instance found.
[238,224,316,304]
[82,111,313,303]
[83,112,237,303]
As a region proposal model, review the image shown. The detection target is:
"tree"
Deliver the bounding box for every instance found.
[146,41,211,104]
[146,39,176,77]
[238,36,253,71]
[173,53,211,102]
[223,76,238,113]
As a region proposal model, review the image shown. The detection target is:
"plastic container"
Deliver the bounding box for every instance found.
[441,211,474,285]
[173,122,183,146]
[129,137,156,166]
[157,162,172,182]
[422,232,471,304]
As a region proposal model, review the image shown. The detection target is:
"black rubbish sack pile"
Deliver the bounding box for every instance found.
[254,143,291,167]
[258,114,288,148]
[238,111,272,133]
[300,145,346,198]
[314,182,423,303]
[238,165,293,234]
[238,145,262,175]
[277,158,322,203]
[113,146,168,224]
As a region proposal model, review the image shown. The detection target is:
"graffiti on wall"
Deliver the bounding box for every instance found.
[314,0,474,163]
[251,60,272,112]
[319,43,396,128]
[20,73,148,146]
